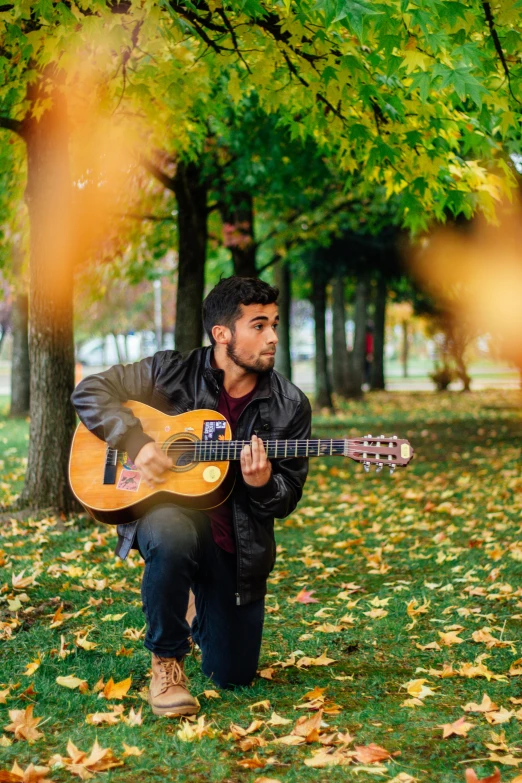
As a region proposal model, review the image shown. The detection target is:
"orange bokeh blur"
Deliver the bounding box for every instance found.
[408,194,522,366]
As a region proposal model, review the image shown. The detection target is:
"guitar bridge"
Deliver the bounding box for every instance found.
[103,447,118,484]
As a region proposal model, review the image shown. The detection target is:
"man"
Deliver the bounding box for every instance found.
[71,277,312,717]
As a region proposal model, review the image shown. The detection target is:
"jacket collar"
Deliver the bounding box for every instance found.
[202,345,272,400]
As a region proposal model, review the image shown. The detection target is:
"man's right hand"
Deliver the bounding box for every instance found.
[134,442,173,489]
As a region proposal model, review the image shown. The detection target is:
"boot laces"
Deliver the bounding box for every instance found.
[158,657,187,689]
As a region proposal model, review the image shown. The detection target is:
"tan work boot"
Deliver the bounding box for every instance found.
[148,655,200,717]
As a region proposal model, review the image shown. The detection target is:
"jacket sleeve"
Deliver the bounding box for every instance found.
[71,353,168,462]
[245,394,312,521]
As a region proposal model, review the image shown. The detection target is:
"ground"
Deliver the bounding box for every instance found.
[1,390,522,783]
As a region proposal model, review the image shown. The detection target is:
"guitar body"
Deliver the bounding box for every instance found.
[69,404,235,525]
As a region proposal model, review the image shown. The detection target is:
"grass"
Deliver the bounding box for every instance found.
[1,390,522,782]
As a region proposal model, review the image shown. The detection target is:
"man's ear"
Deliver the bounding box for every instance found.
[212,324,231,345]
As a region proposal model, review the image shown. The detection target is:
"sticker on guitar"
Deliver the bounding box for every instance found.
[116,470,141,492]
[203,420,227,441]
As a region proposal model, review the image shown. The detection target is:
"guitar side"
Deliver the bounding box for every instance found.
[68,404,235,525]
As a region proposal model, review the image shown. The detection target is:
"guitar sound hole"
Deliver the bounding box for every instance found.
[167,438,195,470]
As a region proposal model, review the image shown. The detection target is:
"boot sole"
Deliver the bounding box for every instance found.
[147,692,200,717]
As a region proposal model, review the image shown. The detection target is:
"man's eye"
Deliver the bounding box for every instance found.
[273,323,279,329]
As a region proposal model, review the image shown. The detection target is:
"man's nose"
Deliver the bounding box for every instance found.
[267,327,278,344]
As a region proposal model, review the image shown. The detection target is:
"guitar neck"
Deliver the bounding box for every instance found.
[195,439,345,461]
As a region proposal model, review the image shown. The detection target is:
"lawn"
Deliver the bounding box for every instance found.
[1,391,522,783]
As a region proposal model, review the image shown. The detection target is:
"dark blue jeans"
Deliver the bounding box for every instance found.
[135,504,265,688]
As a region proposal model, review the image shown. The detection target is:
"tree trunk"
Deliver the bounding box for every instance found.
[174,161,207,354]
[370,276,386,391]
[20,87,78,512]
[346,279,367,398]
[312,275,332,410]
[274,260,292,381]
[10,292,30,417]
[221,190,256,277]
[331,273,349,396]
[401,320,409,378]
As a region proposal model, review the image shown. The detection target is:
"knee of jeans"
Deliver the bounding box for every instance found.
[140,507,197,562]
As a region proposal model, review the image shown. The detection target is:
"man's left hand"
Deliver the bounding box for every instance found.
[241,434,272,488]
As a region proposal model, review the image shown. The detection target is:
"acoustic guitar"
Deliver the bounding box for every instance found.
[69,401,414,525]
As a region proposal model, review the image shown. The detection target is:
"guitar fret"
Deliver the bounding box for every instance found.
[275,439,278,459]
[284,441,288,458]
[330,438,333,456]
[305,440,309,457]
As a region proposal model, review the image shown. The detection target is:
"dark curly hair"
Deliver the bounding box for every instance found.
[202,277,279,346]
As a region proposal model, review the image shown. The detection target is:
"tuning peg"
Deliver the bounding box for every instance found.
[389,465,395,475]
[375,463,383,473]
[363,462,370,472]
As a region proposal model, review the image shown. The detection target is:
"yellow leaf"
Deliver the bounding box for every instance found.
[121,743,143,757]
[56,675,88,691]
[23,654,42,677]
[439,716,474,738]
[100,677,132,700]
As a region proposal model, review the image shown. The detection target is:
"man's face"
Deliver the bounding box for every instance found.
[226,302,279,373]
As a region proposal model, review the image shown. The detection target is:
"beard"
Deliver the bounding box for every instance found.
[226,334,275,373]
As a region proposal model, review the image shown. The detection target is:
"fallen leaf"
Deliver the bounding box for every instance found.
[4,705,44,743]
[485,708,514,725]
[438,631,465,646]
[121,744,143,757]
[296,651,336,668]
[23,655,42,677]
[465,769,501,783]
[85,706,124,726]
[463,694,499,713]
[177,716,214,742]
[249,700,270,712]
[100,677,132,700]
[56,675,88,692]
[267,712,292,726]
[439,716,474,738]
[487,753,521,767]
[236,755,267,769]
[124,707,143,727]
[466,769,500,783]
[0,761,55,783]
[259,668,275,680]
[292,588,319,604]
[202,690,220,699]
[354,743,393,763]
[51,738,124,778]
[74,634,97,652]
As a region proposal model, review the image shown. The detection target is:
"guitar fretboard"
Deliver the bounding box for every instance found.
[190,439,345,461]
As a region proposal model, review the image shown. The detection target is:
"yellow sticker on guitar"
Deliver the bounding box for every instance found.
[401,444,411,459]
[203,466,221,483]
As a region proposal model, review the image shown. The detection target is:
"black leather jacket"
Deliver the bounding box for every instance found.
[71,346,311,605]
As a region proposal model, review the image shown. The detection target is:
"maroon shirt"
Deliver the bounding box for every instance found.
[207,382,258,552]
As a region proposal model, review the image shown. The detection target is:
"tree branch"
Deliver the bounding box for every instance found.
[118,212,176,222]
[140,155,176,191]
[482,1,521,106]
[0,116,24,137]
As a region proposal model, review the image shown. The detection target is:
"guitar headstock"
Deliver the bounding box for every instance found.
[344,435,414,474]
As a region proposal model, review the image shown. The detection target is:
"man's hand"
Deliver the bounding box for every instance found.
[241,434,272,488]
[134,442,173,489]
